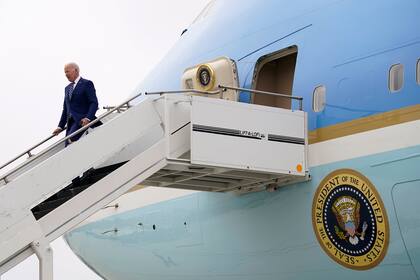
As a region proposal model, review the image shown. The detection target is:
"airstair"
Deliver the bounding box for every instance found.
[0,86,308,280]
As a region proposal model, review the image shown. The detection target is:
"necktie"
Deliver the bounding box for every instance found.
[68,82,75,100]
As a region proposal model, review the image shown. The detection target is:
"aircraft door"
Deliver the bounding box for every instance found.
[252,46,297,109]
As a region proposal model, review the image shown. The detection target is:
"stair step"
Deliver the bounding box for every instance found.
[33,209,52,220]
[30,162,126,220]
[32,186,88,218]
[56,185,87,198]
[36,196,72,212]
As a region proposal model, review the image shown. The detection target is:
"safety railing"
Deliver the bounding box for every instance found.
[103,104,130,113]
[0,92,144,184]
[0,86,304,184]
[144,89,222,96]
[218,85,304,110]
[0,90,219,183]
[144,87,303,110]
[0,133,61,172]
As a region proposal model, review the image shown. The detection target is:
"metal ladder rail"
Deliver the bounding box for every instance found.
[217,85,304,110]
[0,92,145,185]
[0,131,63,171]
[0,88,222,185]
[143,85,304,110]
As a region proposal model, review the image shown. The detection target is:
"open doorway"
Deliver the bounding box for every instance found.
[252,46,297,109]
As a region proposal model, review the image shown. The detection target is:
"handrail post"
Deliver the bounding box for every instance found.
[164,95,171,158]
[218,87,226,99]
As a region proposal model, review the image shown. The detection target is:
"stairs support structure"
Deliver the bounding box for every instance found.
[31,239,53,280]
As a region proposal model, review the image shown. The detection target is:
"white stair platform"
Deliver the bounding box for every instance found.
[147,95,308,193]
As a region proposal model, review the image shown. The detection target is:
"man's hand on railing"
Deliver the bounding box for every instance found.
[80,118,91,127]
[53,127,63,136]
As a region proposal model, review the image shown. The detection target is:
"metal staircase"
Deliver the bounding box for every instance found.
[0,87,309,280]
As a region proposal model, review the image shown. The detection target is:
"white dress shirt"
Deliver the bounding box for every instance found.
[73,76,81,89]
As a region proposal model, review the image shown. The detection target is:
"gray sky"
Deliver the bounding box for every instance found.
[0,0,209,279]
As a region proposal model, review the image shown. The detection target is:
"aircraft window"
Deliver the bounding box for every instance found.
[417,59,420,85]
[313,85,326,112]
[389,64,404,92]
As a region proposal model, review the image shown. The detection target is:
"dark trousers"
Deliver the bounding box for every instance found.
[65,118,84,146]
[65,117,102,146]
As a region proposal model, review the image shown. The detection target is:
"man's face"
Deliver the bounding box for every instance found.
[64,65,78,82]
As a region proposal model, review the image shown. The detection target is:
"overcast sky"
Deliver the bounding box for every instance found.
[0,0,209,279]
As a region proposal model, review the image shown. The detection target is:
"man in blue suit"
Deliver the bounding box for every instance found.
[53,63,99,143]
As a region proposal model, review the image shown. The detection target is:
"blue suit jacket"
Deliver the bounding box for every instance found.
[58,77,99,129]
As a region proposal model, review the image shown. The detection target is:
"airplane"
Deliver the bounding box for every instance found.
[2,0,420,279]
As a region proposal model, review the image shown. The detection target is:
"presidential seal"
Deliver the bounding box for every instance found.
[312,169,389,270]
[196,64,215,91]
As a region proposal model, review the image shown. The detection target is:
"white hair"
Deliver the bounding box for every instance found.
[65,62,80,73]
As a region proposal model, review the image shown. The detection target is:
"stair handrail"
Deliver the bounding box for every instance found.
[144,89,222,95]
[146,86,304,110]
[0,132,63,172]
[218,85,304,110]
[0,92,144,184]
[0,87,236,184]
